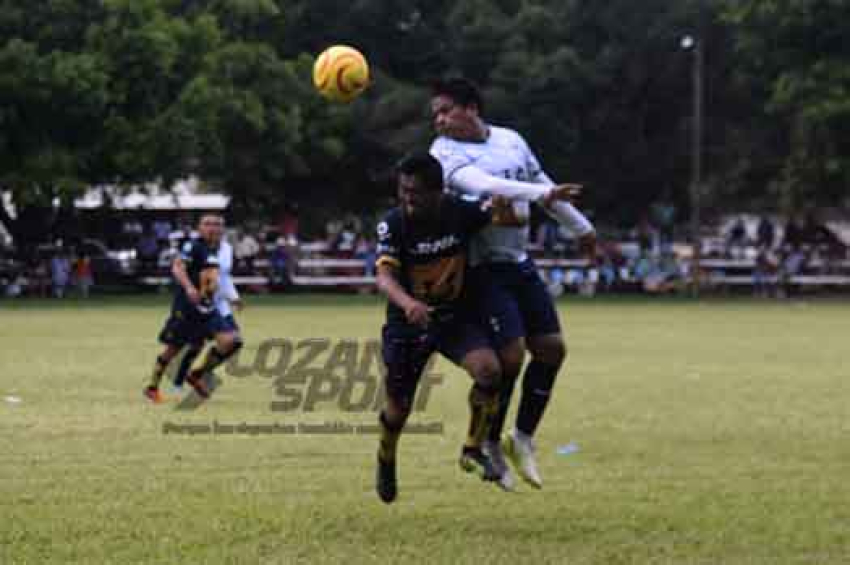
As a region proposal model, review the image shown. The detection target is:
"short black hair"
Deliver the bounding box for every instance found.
[397,151,444,192]
[431,77,483,112]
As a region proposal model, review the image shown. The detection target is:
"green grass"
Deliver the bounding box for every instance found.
[1,295,849,564]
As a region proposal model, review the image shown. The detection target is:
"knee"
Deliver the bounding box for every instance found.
[470,356,502,391]
[218,333,239,352]
[530,337,567,367]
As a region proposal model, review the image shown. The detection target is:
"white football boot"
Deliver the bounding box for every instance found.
[502,429,542,489]
[483,439,516,492]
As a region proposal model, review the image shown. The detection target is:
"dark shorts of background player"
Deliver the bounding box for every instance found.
[468,258,562,349]
[210,314,240,337]
[158,308,226,348]
[381,315,492,408]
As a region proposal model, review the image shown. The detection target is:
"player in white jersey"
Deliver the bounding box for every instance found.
[172,218,244,392]
[429,78,596,490]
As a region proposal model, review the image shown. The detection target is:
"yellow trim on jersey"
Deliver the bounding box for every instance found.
[376,255,401,269]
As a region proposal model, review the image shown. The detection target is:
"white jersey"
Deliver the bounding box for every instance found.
[431,125,546,265]
[214,240,239,317]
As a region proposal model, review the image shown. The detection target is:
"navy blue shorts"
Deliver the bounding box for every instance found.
[158,308,221,347]
[381,317,491,406]
[469,259,561,349]
[209,314,240,337]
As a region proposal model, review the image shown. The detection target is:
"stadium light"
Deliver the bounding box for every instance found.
[681,3,706,296]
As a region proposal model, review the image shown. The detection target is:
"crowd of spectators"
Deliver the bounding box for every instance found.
[1,207,848,298]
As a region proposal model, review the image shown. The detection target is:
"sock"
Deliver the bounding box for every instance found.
[488,373,519,443]
[148,355,169,389]
[516,361,559,437]
[378,411,403,463]
[464,383,499,450]
[174,347,201,386]
[192,346,228,376]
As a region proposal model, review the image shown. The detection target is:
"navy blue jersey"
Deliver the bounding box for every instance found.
[375,195,490,325]
[172,238,220,315]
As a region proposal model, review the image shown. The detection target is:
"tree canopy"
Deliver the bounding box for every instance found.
[0,0,846,247]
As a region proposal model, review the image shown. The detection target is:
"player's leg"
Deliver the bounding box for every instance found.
[520,333,566,437]
[147,314,191,402]
[438,317,503,483]
[503,259,566,488]
[457,347,503,482]
[375,325,433,504]
[172,343,203,389]
[186,315,243,398]
[469,265,526,490]
[145,344,182,403]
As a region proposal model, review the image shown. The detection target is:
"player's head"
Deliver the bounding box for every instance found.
[198,214,224,245]
[430,77,484,141]
[396,152,444,218]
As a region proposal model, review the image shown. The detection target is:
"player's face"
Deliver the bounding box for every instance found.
[199,216,224,244]
[398,173,441,219]
[431,95,478,140]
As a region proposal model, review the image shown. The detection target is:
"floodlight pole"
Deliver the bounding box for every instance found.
[689,3,705,297]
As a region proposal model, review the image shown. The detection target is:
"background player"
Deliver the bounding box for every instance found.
[429,78,596,490]
[145,214,224,402]
[172,216,244,392]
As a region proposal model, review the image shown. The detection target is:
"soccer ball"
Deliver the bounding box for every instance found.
[312,45,370,102]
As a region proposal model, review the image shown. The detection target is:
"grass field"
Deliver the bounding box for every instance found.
[2,295,849,564]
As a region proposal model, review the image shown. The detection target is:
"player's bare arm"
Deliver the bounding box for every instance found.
[171,256,200,304]
[376,264,431,328]
[199,266,219,300]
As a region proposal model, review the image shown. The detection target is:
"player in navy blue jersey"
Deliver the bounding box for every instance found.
[373,152,576,503]
[144,214,241,402]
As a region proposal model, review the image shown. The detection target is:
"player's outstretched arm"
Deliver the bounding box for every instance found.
[376,264,431,328]
[451,166,553,201]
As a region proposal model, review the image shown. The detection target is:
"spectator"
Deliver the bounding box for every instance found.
[279,203,300,246]
[335,220,358,252]
[30,259,50,297]
[152,218,172,243]
[354,235,377,276]
[50,252,71,298]
[651,197,677,248]
[235,232,260,270]
[73,253,94,298]
[270,238,291,287]
[635,215,660,256]
[137,231,160,270]
[779,246,807,297]
[753,247,779,297]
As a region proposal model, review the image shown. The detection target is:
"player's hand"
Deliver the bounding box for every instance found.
[544,183,583,206]
[186,286,201,305]
[404,300,432,328]
[232,298,245,312]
